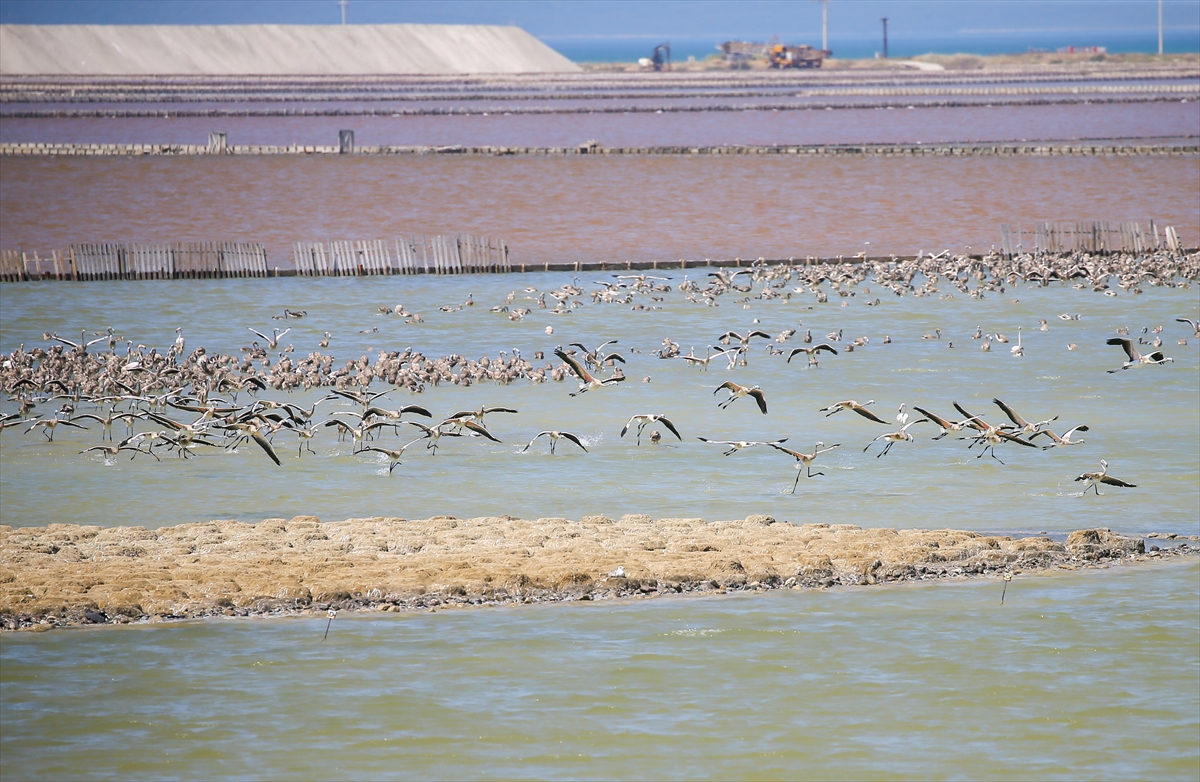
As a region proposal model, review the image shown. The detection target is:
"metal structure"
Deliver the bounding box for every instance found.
[649,43,671,71]
[718,40,767,67]
[719,39,830,69]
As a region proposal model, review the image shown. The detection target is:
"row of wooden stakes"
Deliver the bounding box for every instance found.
[292,236,511,276]
[0,235,512,281]
[0,243,268,282]
[999,221,1182,258]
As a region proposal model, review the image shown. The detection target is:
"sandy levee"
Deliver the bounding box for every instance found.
[1,515,1196,630]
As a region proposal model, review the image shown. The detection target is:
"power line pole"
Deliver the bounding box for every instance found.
[1158,0,1164,56]
[822,0,829,52]
[339,0,348,26]
[881,17,888,59]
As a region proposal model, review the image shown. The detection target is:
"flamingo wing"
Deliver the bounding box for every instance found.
[559,432,588,452]
[991,398,1028,427]
[1106,337,1138,361]
[522,431,550,452]
[657,416,683,440]
[749,389,768,414]
[250,432,282,466]
[852,406,888,424]
[952,402,987,431]
[555,349,595,383]
[912,406,951,429]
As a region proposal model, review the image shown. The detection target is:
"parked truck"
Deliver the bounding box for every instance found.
[718,40,831,69]
[767,44,831,68]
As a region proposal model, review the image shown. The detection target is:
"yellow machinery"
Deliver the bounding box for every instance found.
[767,44,831,68]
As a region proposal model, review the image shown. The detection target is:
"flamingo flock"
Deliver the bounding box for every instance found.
[4,252,1194,499]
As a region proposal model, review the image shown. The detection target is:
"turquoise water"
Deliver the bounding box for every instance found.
[2,560,1197,780]
[2,271,1198,536]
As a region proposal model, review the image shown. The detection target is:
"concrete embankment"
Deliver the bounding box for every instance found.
[3,141,1196,158]
[1,515,1194,630]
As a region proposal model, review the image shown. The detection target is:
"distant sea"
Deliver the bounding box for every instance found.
[540,28,1200,63]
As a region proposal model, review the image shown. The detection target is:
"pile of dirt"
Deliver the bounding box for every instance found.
[1,515,1192,630]
[0,24,580,76]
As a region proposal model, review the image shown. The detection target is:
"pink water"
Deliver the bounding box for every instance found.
[2,153,1196,264]
[2,101,1197,148]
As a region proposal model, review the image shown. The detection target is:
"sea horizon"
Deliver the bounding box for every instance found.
[540,28,1200,63]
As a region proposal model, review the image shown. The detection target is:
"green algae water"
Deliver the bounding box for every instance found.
[2,560,1197,780]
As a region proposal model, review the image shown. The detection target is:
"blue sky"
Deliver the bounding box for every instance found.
[2,1,1196,57]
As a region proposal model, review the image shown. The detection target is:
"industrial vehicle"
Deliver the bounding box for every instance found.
[638,43,672,71]
[718,40,768,67]
[767,43,831,68]
[718,40,831,69]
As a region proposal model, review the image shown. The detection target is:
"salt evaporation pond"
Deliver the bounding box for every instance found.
[1,266,1198,779]
[1,80,1197,778]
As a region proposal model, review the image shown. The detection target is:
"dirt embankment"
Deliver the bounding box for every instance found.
[1,515,1194,630]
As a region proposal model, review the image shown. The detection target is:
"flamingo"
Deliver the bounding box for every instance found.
[863,419,928,457]
[698,437,787,456]
[819,400,888,424]
[679,347,732,371]
[555,348,626,396]
[786,344,837,367]
[1011,326,1024,356]
[1074,460,1136,495]
[992,398,1056,436]
[768,442,841,491]
[247,327,291,350]
[357,438,426,474]
[79,443,160,464]
[1030,425,1089,449]
[24,415,87,442]
[714,381,768,414]
[911,407,981,440]
[1105,338,1174,372]
[523,430,588,455]
[620,414,682,445]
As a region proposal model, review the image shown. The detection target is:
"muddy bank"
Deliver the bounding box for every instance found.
[1,515,1195,630]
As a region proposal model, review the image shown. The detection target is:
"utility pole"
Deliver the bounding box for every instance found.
[1158,0,1164,56]
[881,17,889,59]
[822,0,829,52]
[339,0,348,25]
